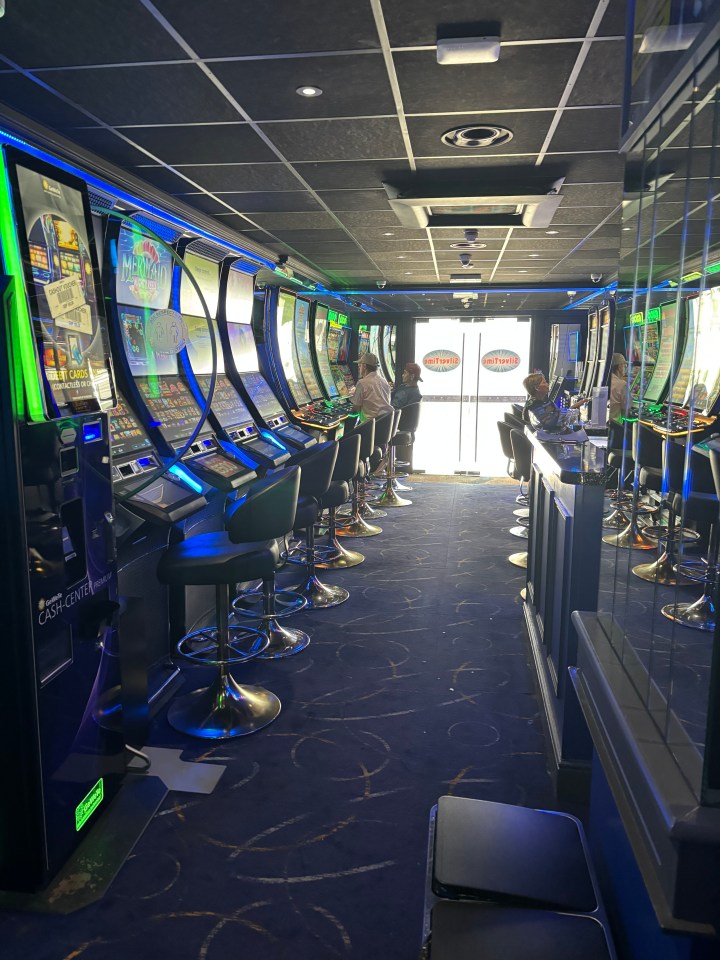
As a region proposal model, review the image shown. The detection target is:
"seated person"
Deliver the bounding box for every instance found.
[522,372,584,432]
[608,353,629,423]
[392,362,423,409]
[352,351,393,421]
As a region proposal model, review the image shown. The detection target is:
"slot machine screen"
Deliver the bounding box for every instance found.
[567,330,579,364]
[227,321,259,373]
[115,224,173,310]
[358,326,371,355]
[242,370,285,420]
[180,251,219,320]
[120,307,178,377]
[109,393,153,458]
[684,288,720,414]
[11,161,114,410]
[314,304,338,397]
[294,297,324,400]
[591,307,611,389]
[184,315,224,376]
[369,325,381,358]
[642,302,676,403]
[384,325,396,380]
[196,374,252,428]
[580,311,599,394]
[276,290,311,405]
[136,377,207,451]
[225,268,254,324]
[671,297,697,405]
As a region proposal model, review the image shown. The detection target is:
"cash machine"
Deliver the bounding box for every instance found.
[0,147,126,890]
[216,264,316,450]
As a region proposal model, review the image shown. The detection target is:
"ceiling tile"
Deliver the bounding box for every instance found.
[248,212,341,230]
[317,190,391,212]
[295,159,410,190]
[65,127,155,165]
[124,124,277,165]
[0,74,92,126]
[257,117,407,161]
[568,40,625,106]
[180,191,323,213]
[550,106,622,153]
[162,163,302,192]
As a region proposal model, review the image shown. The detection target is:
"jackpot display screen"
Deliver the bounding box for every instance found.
[136,377,207,450]
[11,161,114,411]
[227,321,259,373]
[293,297,323,400]
[115,225,173,310]
[684,288,720,413]
[225,268,254,325]
[180,251,219,319]
[276,290,311,405]
[642,302,677,403]
[314,304,338,397]
[109,392,153,458]
[120,307,177,377]
[184,315,224,376]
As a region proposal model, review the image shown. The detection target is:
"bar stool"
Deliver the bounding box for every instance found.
[316,431,365,569]
[284,439,350,609]
[156,467,301,738]
[602,422,659,549]
[661,442,718,631]
[337,418,383,538]
[372,403,421,508]
[509,429,532,539]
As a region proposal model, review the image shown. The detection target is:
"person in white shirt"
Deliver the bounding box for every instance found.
[351,352,393,421]
[608,353,629,423]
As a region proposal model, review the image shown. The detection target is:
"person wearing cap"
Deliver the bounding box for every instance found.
[522,372,585,431]
[608,352,629,423]
[391,362,423,409]
[352,351,393,421]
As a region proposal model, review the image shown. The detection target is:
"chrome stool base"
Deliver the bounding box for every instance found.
[661,593,716,631]
[508,551,528,569]
[316,536,365,569]
[372,486,412,508]
[632,552,683,585]
[513,507,530,519]
[520,587,527,601]
[168,671,281,739]
[258,620,311,659]
[337,515,382,537]
[510,526,529,539]
[288,573,349,609]
[602,507,632,529]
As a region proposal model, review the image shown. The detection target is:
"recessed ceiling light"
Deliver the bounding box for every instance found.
[404,271,413,275]
[623,226,632,231]
[296,85,323,97]
[382,232,395,236]
[518,269,528,273]
[545,230,559,235]
[397,255,407,259]
[528,254,540,258]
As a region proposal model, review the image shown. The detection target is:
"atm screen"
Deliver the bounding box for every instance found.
[684,288,720,414]
[120,307,177,377]
[115,224,173,309]
[294,297,324,400]
[109,393,153,458]
[243,370,285,419]
[314,304,338,397]
[136,376,207,450]
[12,161,113,410]
[180,251,219,319]
[196,373,252,428]
[184,315,224,375]
[227,321,258,373]
[225,269,254,324]
[643,302,677,403]
[276,290,311,405]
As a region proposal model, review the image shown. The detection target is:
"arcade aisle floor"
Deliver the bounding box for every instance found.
[1,480,558,960]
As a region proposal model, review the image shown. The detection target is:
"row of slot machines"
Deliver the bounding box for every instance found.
[357,322,397,384]
[0,143,366,892]
[622,290,720,436]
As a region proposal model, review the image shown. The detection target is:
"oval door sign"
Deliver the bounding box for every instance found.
[481,349,521,372]
[423,349,461,372]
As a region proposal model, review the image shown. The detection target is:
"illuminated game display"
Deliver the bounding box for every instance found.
[591,304,612,390]
[179,250,219,319]
[671,296,698,405]
[383,324,396,381]
[293,296,324,400]
[683,287,720,414]
[641,302,677,403]
[579,309,599,395]
[313,303,338,398]
[327,310,355,394]
[11,163,114,412]
[109,392,153,458]
[276,289,311,406]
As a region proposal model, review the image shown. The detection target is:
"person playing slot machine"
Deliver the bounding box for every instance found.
[522,372,585,431]
[391,361,423,409]
[608,353,629,423]
[351,351,393,422]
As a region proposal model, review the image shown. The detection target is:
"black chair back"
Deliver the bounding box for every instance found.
[510,429,532,482]
[354,418,376,460]
[497,420,515,461]
[373,411,394,448]
[292,439,339,497]
[332,432,361,483]
[398,401,422,435]
[225,465,300,543]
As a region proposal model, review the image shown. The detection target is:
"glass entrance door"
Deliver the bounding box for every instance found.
[413,317,531,476]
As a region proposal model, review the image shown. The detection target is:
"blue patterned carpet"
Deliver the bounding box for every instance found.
[1,481,557,960]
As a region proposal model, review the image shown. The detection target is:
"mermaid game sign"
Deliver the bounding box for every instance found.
[116,227,173,310]
[481,349,521,372]
[423,349,461,372]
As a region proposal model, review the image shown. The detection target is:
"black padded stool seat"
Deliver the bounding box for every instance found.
[317,431,365,570]
[433,796,596,913]
[337,418,382,537]
[430,902,612,960]
[323,479,350,509]
[294,493,321,531]
[158,534,277,585]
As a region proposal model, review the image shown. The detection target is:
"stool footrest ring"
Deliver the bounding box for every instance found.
[176,624,268,666]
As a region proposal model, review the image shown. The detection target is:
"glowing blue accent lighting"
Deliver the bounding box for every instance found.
[171,259,182,312]
[260,429,288,451]
[169,463,203,493]
[221,441,255,468]
[110,239,118,270]
[83,421,103,443]
[0,128,276,271]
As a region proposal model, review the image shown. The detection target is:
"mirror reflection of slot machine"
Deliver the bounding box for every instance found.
[0,147,128,892]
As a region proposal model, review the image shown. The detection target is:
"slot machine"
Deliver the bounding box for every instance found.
[0,147,125,890]
[327,309,357,397]
[263,286,341,432]
[311,301,354,415]
[176,244,289,470]
[216,264,316,450]
[381,324,396,383]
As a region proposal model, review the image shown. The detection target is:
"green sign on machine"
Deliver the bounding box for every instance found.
[629,312,644,325]
[75,778,104,831]
[646,307,661,323]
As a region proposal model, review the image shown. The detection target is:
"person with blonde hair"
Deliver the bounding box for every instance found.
[522,372,584,431]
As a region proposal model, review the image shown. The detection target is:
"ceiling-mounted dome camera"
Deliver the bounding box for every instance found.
[590,272,603,283]
[376,280,387,288]
[464,229,478,243]
[459,252,473,267]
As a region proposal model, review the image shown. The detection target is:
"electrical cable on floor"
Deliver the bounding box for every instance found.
[125,744,151,770]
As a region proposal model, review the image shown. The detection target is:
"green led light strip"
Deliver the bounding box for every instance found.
[75,778,104,831]
[0,150,45,421]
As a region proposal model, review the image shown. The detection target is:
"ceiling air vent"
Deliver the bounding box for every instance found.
[441,124,513,149]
